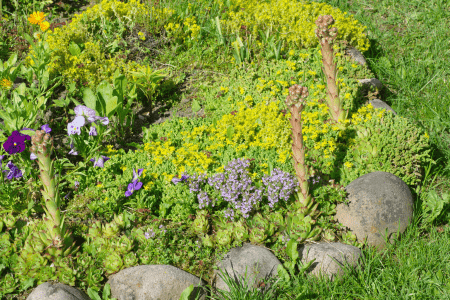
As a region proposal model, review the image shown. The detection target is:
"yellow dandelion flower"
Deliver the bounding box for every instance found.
[28,11,46,25]
[39,21,50,31]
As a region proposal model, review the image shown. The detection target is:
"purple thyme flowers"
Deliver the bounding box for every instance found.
[176,158,299,220]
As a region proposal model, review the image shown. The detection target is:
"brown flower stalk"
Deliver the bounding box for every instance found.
[315,15,347,123]
[286,85,311,206]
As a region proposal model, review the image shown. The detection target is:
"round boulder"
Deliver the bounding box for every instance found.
[334,172,414,251]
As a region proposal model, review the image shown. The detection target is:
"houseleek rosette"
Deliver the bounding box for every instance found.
[29,129,79,260]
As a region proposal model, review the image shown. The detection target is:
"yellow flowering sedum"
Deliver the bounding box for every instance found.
[217,0,370,52]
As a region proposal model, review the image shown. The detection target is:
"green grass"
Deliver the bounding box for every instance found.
[0,0,450,299]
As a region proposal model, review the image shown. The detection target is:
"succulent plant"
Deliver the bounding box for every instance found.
[102,221,121,239]
[86,265,104,290]
[231,219,249,242]
[76,252,94,269]
[215,229,233,247]
[249,227,267,245]
[192,210,209,235]
[285,212,322,243]
[123,252,139,268]
[34,265,57,285]
[136,249,152,265]
[285,84,313,209]
[112,235,134,255]
[315,15,348,124]
[87,220,103,239]
[56,265,77,286]
[200,233,215,248]
[130,227,147,244]
[269,211,286,230]
[113,213,126,228]
[247,213,276,238]
[322,228,337,242]
[0,234,12,256]
[29,130,79,261]
[1,273,18,294]
[3,213,16,228]
[14,251,48,277]
[103,252,124,275]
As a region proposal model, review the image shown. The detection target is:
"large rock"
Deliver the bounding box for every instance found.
[106,265,207,300]
[358,78,383,91]
[345,46,367,66]
[334,172,414,251]
[369,99,397,116]
[298,242,364,282]
[27,282,91,300]
[212,243,281,294]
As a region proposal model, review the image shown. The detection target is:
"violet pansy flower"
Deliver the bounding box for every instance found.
[90,155,110,168]
[171,174,190,185]
[125,180,143,197]
[74,105,99,124]
[89,126,97,136]
[3,131,31,154]
[67,116,86,136]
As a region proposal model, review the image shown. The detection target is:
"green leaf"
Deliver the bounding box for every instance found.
[179,284,194,300]
[96,81,114,117]
[277,264,290,282]
[286,240,299,262]
[82,88,98,112]
[191,99,201,113]
[68,41,82,57]
[226,125,235,140]
[87,287,102,300]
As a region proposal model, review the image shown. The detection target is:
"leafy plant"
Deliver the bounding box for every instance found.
[75,69,138,141]
[276,240,316,283]
[87,283,117,300]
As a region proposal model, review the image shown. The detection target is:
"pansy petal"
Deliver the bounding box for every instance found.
[134,181,143,191]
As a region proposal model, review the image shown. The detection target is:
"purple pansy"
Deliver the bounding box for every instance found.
[74,105,99,123]
[68,143,78,155]
[125,179,143,197]
[2,161,23,180]
[90,155,110,168]
[94,116,109,126]
[67,116,86,136]
[171,174,190,185]
[89,126,97,136]
[132,168,144,181]
[3,131,31,154]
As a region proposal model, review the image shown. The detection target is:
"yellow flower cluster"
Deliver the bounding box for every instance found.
[24,0,158,90]
[217,0,370,53]
[28,11,50,31]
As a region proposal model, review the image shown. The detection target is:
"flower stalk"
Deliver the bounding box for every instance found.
[285,85,312,207]
[315,15,347,123]
[30,129,78,261]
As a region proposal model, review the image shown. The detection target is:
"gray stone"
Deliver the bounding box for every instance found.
[369,99,397,116]
[358,78,383,91]
[345,46,367,66]
[298,242,364,282]
[106,265,207,300]
[212,243,282,294]
[27,282,91,300]
[334,172,414,251]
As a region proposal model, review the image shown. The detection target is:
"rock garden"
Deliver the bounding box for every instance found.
[0,0,449,299]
